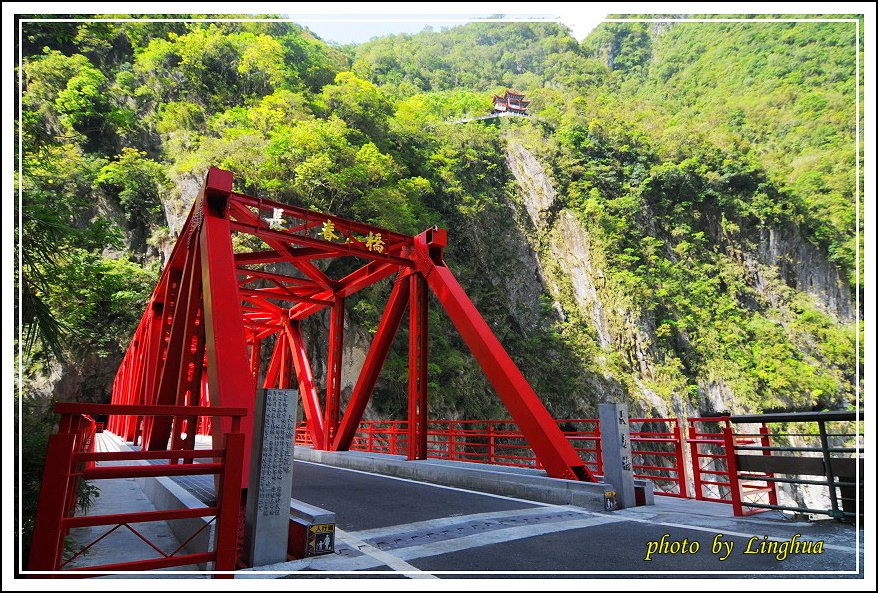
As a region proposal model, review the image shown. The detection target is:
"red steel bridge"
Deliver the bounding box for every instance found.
[28,168,858,576]
[106,167,593,485]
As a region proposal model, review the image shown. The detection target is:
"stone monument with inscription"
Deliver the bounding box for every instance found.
[244,388,298,566]
[599,402,636,510]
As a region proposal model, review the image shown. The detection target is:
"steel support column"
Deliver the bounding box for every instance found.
[407,273,428,460]
[199,167,256,486]
[324,297,345,449]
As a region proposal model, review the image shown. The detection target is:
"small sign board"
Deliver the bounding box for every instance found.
[307,523,335,555]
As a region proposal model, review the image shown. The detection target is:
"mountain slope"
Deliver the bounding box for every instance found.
[18,16,860,417]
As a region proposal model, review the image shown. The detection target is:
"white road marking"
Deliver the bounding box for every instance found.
[348,506,562,541]
[335,529,438,579]
[394,514,623,560]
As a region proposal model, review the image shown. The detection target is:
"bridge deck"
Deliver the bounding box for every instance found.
[64,432,862,578]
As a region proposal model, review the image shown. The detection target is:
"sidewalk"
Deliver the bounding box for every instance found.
[64,432,207,577]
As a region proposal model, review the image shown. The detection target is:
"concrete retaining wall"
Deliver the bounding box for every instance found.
[137,475,215,567]
[295,447,654,510]
[99,433,215,568]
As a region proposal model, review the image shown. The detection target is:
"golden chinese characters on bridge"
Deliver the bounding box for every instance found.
[316,218,383,252]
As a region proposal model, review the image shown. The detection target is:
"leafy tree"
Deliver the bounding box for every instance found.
[94,148,168,226]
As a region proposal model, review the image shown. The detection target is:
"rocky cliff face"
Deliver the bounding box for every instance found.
[754,226,853,321]
[507,140,671,416]
[504,139,854,418]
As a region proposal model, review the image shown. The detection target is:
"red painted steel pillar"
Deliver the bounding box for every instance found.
[407,273,428,460]
[27,432,76,570]
[212,432,245,576]
[263,332,285,389]
[324,297,345,449]
[199,167,256,486]
[249,337,262,380]
[723,426,744,516]
[182,323,207,451]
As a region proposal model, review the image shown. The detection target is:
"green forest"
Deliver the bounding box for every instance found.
[15,15,862,558]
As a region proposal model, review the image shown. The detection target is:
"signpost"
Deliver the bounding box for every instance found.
[599,403,636,509]
[244,388,297,567]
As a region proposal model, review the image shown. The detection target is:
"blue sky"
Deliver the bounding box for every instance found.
[287,11,606,45]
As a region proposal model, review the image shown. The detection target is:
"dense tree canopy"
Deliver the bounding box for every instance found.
[15,15,861,561]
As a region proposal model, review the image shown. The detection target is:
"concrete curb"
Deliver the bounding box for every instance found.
[294,447,654,511]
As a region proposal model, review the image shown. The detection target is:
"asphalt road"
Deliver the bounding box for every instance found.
[290,459,536,531]
[282,460,862,578]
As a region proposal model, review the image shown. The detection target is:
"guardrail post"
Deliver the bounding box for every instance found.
[213,432,245,577]
[28,432,77,571]
[488,423,496,465]
[448,422,457,461]
[688,422,703,500]
[817,419,841,519]
[759,424,778,506]
[722,426,744,516]
[673,420,688,498]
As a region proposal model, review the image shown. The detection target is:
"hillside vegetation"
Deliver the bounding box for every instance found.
[15,14,862,560]
[18,15,861,416]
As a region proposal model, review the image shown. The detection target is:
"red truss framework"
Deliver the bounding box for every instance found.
[108,167,593,484]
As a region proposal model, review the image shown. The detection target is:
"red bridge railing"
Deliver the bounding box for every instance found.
[28,403,246,577]
[296,417,688,497]
[687,417,778,515]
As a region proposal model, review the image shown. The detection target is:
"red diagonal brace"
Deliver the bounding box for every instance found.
[415,230,592,481]
[332,276,410,451]
[286,321,326,447]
